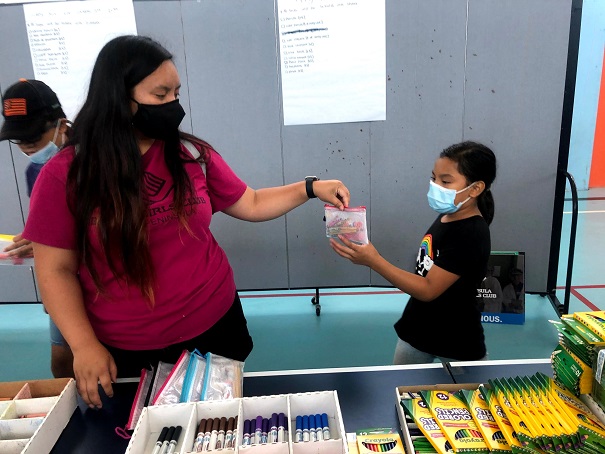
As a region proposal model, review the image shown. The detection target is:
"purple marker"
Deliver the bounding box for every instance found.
[242,419,251,446]
[255,416,262,445]
[321,413,331,440]
[270,413,278,443]
[295,415,303,442]
[278,413,286,442]
[261,418,269,444]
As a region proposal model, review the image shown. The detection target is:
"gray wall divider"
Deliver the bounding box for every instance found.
[0,0,572,302]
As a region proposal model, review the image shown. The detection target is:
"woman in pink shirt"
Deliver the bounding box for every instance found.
[23,35,350,408]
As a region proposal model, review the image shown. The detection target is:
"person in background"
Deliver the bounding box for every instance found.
[0,79,74,378]
[22,35,351,408]
[330,141,496,364]
[478,265,503,313]
[502,268,524,314]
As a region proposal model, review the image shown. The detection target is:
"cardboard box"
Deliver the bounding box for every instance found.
[126,390,348,454]
[0,378,77,454]
[395,383,480,454]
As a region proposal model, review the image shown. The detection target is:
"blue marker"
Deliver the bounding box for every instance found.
[295,415,303,442]
[278,413,286,442]
[315,414,324,441]
[242,419,251,446]
[321,413,331,440]
[309,414,317,442]
[302,415,310,442]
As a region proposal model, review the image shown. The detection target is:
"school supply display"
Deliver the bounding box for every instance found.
[325,205,369,244]
[126,350,244,431]
[396,372,605,454]
[355,427,405,453]
[126,390,348,453]
[550,312,605,397]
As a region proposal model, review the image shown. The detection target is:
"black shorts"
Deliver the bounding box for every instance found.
[103,293,253,378]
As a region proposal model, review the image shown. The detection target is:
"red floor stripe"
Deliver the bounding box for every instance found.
[570,288,600,311]
[239,290,404,299]
[556,284,605,290]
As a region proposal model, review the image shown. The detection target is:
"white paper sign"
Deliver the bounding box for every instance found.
[24,0,137,120]
[278,0,386,126]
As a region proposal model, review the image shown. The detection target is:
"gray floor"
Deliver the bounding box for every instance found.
[0,189,603,381]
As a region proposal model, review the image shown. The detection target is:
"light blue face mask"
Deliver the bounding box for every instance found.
[24,121,61,165]
[427,180,475,214]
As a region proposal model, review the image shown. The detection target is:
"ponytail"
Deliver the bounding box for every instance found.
[477,189,495,225]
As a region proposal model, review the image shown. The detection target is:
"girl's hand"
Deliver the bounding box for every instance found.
[3,234,34,258]
[329,235,381,267]
[72,341,117,408]
[313,180,350,210]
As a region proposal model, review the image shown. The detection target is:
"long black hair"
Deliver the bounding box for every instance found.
[67,35,209,303]
[441,141,497,225]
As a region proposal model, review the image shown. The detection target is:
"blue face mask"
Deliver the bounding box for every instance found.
[27,140,59,164]
[23,121,61,165]
[427,180,475,214]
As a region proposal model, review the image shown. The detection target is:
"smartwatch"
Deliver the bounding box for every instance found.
[305,176,319,199]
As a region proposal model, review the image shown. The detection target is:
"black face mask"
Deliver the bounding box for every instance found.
[131,98,185,140]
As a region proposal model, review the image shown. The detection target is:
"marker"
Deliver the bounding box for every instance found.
[158,426,174,454]
[166,425,182,454]
[242,419,251,446]
[208,418,219,450]
[151,426,168,454]
[202,418,213,451]
[277,413,285,442]
[225,417,235,448]
[295,415,303,442]
[321,413,331,440]
[216,417,227,449]
[255,416,263,445]
[232,416,238,446]
[309,415,317,442]
[193,419,206,452]
[315,414,324,441]
[302,415,310,442]
[262,418,269,444]
[270,413,278,443]
[284,416,288,441]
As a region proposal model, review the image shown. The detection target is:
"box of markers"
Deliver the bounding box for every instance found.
[125,390,348,453]
[0,378,77,454]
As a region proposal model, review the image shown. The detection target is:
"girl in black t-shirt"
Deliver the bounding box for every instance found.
[330,141,497,364]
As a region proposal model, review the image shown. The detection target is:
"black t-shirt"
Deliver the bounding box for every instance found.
[394,214,490,360]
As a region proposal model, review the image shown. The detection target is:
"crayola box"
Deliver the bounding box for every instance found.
[355,428,405,453]
[396,384,485,454]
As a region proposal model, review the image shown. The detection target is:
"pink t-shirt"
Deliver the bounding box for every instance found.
[23,140,247,350]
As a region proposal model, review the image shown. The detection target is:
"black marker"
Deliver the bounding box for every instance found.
[166,425,182,454]
[158,426,175,454]
[151,426,169,454]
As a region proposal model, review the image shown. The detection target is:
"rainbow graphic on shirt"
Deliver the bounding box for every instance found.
[420,234,433,259]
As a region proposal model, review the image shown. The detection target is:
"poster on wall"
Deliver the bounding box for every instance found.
[277,0,386,126]
[476,251,526,325]
[23,0,137,120]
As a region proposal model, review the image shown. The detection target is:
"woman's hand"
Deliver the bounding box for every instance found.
[329,235,381,267]
[3,233,34,258]
[313,180,350,210]
[72,341,117,408]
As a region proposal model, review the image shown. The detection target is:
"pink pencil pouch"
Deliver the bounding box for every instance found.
[324,205,369,244]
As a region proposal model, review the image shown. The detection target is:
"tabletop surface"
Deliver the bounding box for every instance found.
[50,359,553,453]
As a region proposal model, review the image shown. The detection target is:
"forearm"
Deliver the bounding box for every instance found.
[370,257,435,301]
[231,182,309,222]
[36,267,99,353]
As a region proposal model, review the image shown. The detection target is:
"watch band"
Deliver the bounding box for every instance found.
[305,176,319,199]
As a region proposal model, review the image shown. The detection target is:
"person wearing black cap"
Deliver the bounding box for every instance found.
[0,78,73,378]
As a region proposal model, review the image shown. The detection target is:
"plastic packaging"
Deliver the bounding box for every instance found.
[324,205,369,244]
[201,353,244,400]
[180,350,207,403]
[152,350,190,405]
